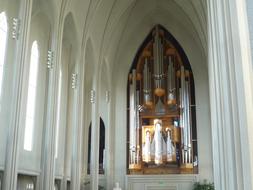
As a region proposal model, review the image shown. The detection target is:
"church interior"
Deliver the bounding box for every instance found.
[0,0,253,190]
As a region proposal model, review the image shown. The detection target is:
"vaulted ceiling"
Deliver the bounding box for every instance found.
[36,0,208,83]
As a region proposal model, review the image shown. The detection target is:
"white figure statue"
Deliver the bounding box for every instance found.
[143,130,152,162]
[113,182,122,190]
[166,129,173,161]
[151,120,166,164]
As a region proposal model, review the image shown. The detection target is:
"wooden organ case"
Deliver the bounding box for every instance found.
[127,25,198,175]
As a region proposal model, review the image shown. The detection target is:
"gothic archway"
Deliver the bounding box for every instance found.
[88,118,106,174]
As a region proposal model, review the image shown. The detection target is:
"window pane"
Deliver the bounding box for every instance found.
[26,87,36,118]
[24,117,33,151]
[24,41,39,151]
[0,12,7,102]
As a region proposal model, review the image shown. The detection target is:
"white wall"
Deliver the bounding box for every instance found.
[126,175,197,190]
[0,9,9,169]
[18,13,51,173]
[65,65,75,179]
[0,1,20,170]
[111,8,212,190]
[81,38,94,183]
[54,12,79,182]
[55,43,74,179]
[54,42,70,177]
[247,0,253,67]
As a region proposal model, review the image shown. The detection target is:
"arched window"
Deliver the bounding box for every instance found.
[24,41,39,151]
[0,12,8,104]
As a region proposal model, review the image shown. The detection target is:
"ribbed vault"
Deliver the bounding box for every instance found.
[59,0,207,75]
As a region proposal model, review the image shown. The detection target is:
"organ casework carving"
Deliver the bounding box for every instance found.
[127,25,198,174]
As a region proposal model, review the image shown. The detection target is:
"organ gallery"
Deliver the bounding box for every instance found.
[127,25,198,174]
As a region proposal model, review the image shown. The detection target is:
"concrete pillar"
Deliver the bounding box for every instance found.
[90,85,100,190]
[207,0,253,189]
[106,90,114,190]
[3,0,33,189]
[39,11,63,190]
[70,61,83,190]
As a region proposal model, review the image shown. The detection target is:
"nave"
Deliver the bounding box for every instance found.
[0,0,253,190]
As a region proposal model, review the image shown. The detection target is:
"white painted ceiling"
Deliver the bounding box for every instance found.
[36,0,207,80]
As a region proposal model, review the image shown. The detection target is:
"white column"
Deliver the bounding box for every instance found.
[106,90,114,190]
[39,14,63,190]
[208,0,253,189]
[3,0,33,189]
[70,61,83,190]
[90,87,100,190]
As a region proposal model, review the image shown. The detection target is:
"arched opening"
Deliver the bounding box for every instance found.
[54,13,79,184]
[87,118,106,175]
[99,118,105,174]
[127,25,197,174]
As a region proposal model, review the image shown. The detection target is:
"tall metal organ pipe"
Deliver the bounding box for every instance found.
[143,58,152,106]
[153,27,158,77]
[180,66,185,164]
[185,79,192,163]
[129,70,137,165]
[136,90,140,164]
[180,66,192,165]
[153,26,165,96]
[167,56,176,105]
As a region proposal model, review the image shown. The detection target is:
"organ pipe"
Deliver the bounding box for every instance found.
[167,56,176,105]
[128,26,196,172]
[129,70,142,167]
[136,90,141,164]
[153,26,165,97]
[143,58,152,106]
[179,66,185,163]
[129,70,137,165]
[185,79,192,164]
[180,66,192,165]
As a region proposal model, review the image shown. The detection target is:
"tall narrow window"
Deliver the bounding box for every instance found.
[0,12,8,105]
[55,69,62,158]
[24,41,39,151]
[99,118,105,174]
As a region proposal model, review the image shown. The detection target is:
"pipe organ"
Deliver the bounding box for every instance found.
[127,25,197,174]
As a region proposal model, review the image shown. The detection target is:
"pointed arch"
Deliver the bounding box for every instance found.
[87,118,106,174]
[127,25,198,174]
[99,118,105,174]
